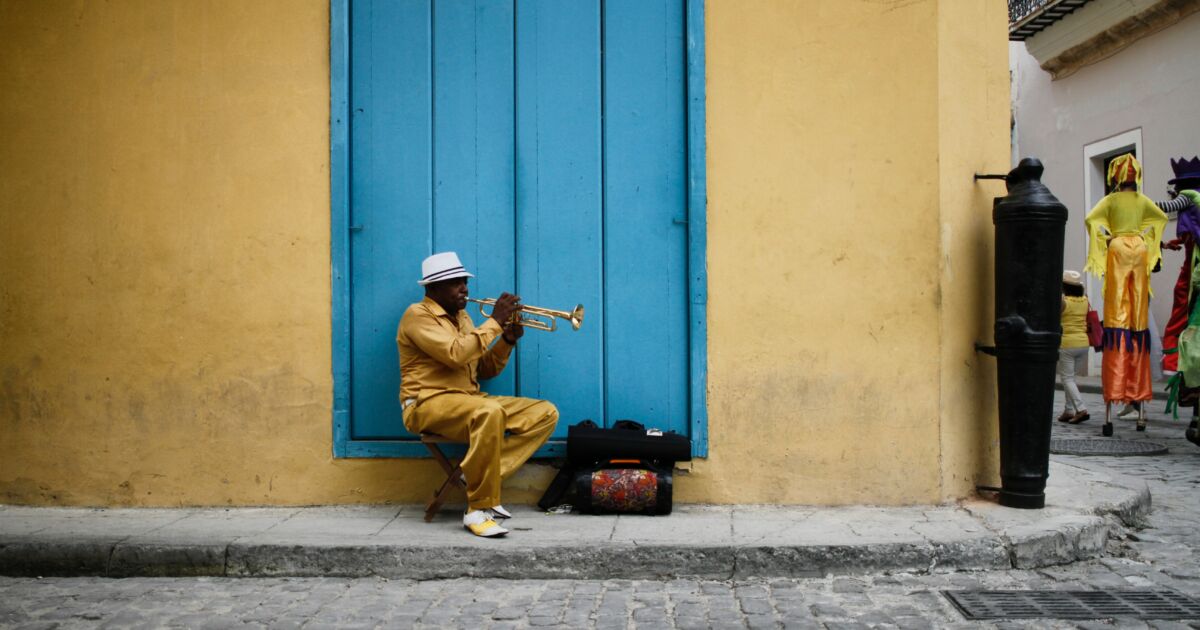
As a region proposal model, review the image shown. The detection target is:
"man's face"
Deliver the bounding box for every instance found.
[427,277,469,314]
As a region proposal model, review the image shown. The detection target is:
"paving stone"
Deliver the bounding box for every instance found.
[808,602,848,617]
[673,602,707,618]
[528,604,563,618]
[747,614,781,629]
[631,607,669,621]
[893,616,938,630]
[462,601,498,615]
[736,583,770,597]
[491,607,525,620]
[388,614,421,626]
[773,600,810,616]
[674,617,710,630]
[632,593,666,606]
[561,611,593,627]
[739,597,773,615]
[830,577,867,593]
[707,606,747,622]
[834,592,871,606]
[860,609,900,625]
[822,622,871,630]
[779,617,822,630]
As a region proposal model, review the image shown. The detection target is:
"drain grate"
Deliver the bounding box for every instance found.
[943,590,1200,620]
[1050,438,1168,456]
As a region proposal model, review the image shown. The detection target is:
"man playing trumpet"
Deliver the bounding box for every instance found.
[397,252,559,538]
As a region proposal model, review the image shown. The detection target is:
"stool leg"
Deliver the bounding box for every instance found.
[425,465,463,523]
[426,444,461,479]
[422,442,468,522]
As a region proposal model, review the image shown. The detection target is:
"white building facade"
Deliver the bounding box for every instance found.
[1010,0,1200,374]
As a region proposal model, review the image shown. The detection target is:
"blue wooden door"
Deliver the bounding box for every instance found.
[346,0,690,446]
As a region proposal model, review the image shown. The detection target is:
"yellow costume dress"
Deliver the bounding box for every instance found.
[1084,155,1168,403]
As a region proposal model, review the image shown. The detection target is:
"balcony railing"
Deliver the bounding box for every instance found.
[1010,0,1051,23]
[1009,0,1094,40]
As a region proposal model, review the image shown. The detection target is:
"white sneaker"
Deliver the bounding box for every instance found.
[1117,404,1138,419]
[463,510,508,537]
[488,505,512,520]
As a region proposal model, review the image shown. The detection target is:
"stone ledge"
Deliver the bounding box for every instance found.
[1041,0,1200,79]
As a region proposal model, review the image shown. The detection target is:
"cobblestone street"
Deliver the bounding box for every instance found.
[2,390,1199,629]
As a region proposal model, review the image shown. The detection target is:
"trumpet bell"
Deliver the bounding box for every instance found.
[569,305,584,331]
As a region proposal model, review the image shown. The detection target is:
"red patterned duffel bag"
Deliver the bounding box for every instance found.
[573,460,673,515]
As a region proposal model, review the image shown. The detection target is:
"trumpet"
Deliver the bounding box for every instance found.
[468,298,585,332]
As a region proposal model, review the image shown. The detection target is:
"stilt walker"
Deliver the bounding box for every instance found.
[1156,160,1200,371]
[1157,156,1200,447]
[1084,154,1168,436]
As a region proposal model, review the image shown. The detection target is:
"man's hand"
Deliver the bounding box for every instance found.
[502,321,524,345]
[1165,238,1185,251]
[490,292,522,327]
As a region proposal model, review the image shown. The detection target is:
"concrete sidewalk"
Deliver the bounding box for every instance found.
[0,460,1150,580]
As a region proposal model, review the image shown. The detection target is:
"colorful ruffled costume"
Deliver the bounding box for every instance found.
[1158,157,1200,420]
[1084,154,1168,403]
[1158,162,1200,372]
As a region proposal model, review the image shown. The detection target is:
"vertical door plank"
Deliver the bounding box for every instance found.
[686,0,708,453]
[433,0,517,396]
[474,0,518,396]
[603,0,689,432]
[350,0,433,438]
[516,0,604,434]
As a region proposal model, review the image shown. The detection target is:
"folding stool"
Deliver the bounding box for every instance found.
[419,434,467,522]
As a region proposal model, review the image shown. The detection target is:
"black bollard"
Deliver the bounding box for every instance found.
[983,158,1067,509]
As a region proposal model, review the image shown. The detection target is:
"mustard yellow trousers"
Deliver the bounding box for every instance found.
[404,393,558,511]
[1101,234,1153,402]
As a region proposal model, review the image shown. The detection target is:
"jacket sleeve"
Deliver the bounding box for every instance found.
[404,309,504,369]
[1140,196,1170,279]
[1155,195,1194,214]
[477,337,515,381]
[1083,197,1110,278]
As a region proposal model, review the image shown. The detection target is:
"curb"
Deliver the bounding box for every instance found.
[218,540,1015,580]
[0,483,1151,580]
[0,540,1007,580]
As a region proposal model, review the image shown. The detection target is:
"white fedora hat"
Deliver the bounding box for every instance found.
[1062,270,1083,286]
[418,251,474,286]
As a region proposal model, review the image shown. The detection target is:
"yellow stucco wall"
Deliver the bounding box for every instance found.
[687,0,1007,505]
[936,0,1008,498]
[0,0,1006,507]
